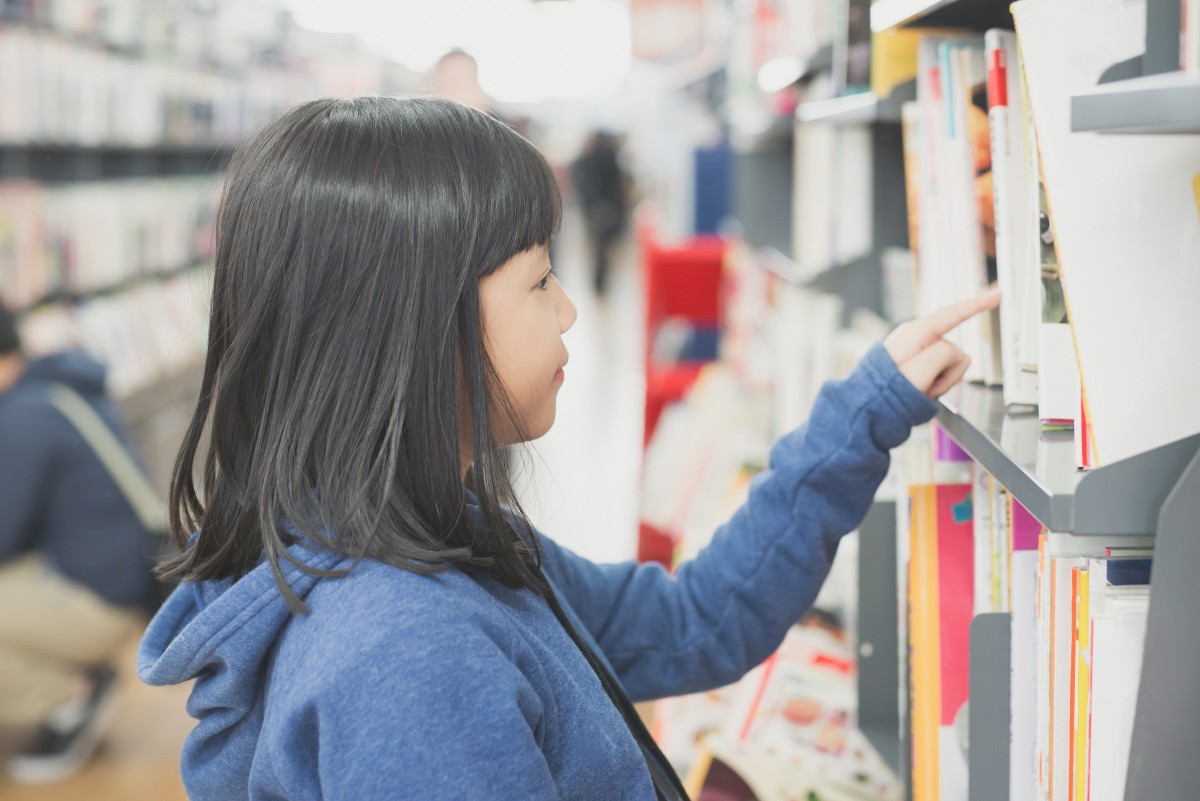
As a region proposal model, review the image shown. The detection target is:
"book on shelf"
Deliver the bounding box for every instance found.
[911,32,1001,385]
[898,427,1158,801]
[1185,0,1200,74]
[792,121,873,275]
[1012,0,1200,465]
[907,448,972,801]
[0,12,397,148]
[1034,533,1152,801]
[0,176,218,309]
[983,29,1039,409]
[19,268,213,399]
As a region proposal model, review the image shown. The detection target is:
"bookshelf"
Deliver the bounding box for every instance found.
[0,144,232,181]
[785,1,1200,800]
[795,81,914,125]
[14,261,212,317]
[935,384,1200,536]
[869,0,1014,33]
[1070,71,1200,134]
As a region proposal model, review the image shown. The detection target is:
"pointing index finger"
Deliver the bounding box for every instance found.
[924,289,1002,340]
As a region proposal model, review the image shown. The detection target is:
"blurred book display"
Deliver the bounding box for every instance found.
[0,1,399,147]
[0,0,418,408]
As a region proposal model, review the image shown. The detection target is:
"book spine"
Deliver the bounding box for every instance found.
[1184,0,1200,74]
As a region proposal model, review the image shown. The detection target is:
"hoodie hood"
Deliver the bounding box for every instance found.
[22,352,108,397]
[138,542,352,797]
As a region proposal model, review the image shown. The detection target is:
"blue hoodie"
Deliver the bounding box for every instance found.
[138,344,936,800]
[0,352,153,608]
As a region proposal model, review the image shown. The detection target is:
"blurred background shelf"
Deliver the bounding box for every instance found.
[0,144,233,181]
[795,80,915,125]
[936,384,1200,535]
[14,261,212,317]
[1071,72,1200,134]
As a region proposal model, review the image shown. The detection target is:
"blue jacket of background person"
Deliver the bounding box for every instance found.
[0,352,153,608]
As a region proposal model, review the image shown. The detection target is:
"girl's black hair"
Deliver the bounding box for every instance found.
[161,97,561,609]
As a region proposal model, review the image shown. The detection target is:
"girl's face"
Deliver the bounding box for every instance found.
[479,246,576,446]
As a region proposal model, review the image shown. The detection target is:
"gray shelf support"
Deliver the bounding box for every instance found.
[968,613,1011,801]
[857,499,900,774]
[1124,443,1200,800]
[1072,433,1200,535]
[1144,0,1180,75]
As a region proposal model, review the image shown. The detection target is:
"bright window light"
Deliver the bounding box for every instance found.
[286,0,631,103]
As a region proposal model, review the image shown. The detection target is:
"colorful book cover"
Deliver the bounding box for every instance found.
[910,483,973,801]
[1071,566,1090,801]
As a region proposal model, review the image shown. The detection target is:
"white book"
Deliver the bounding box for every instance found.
[972,465,995,615]
[985,29,1039,407]
[936,40,990,382]
[1048,552,1082,801]
[1037,323,1079,424]
[1035,538,1051,801]
[1010,547,1039,801]
[1086,563,1149,801]
[1013,0,1200,464]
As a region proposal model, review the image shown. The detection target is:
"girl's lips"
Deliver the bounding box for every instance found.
[553,368,565,383]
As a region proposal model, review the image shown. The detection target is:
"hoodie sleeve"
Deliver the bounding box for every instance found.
[0,398,61,560]
[538,344,937,701]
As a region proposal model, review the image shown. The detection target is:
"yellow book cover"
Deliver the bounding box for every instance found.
[1072,568,1091,801]
[871,27,971,98]
[909,484,941,801]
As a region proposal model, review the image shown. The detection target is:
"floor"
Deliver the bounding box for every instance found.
[0,212,644,799]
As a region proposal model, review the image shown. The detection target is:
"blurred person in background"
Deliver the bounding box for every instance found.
[570,130,629,296]
[428,48,496,115]
[0,305,155,784]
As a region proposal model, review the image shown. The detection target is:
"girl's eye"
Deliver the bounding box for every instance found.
[537,269,556,291]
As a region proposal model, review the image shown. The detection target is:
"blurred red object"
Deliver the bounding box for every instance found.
[636,209,725,565]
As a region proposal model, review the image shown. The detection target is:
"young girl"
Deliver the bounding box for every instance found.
[138,96,997,801]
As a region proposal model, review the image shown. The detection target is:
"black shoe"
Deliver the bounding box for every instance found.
[6,665,119,784]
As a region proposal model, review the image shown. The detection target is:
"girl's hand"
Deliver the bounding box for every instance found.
[884,289,1002,399]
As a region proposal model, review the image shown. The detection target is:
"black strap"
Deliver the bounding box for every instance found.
[539,574,692,801]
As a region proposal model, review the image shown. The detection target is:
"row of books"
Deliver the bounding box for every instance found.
[0,0,283,67]
[0,0,395,76]
[896,0,1200,469]
[900,425,1152,801]
[20,266,212,398]
[899,27,1069,427]
[0,176,219,310]
[0,26,387,146]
